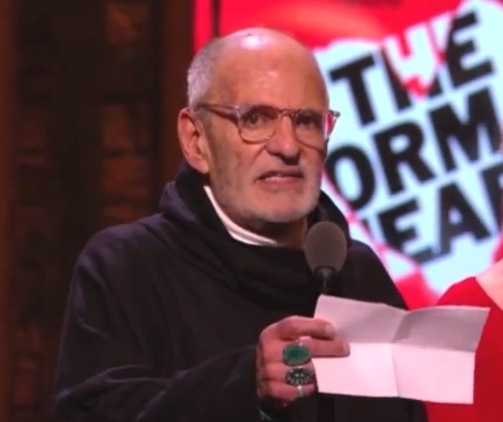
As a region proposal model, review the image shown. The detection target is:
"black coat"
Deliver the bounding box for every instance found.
[52,164,427,422]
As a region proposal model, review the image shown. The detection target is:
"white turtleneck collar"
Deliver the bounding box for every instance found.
[203,185,281,247]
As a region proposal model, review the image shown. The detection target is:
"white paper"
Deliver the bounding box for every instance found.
[313,295,489,404]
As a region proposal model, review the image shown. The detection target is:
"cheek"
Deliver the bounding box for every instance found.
[305,150,326,176]
[212,135,257,179]
[212,144,250,185]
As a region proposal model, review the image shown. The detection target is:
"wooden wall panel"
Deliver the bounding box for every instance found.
[11,3,58,417]
[0,0,15,419]
[7,0,106,418]
[1,0,193,420]
[158,0,193,186]
[103,0,158,226]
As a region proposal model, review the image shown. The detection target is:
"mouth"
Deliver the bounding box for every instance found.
[257,170,304,183]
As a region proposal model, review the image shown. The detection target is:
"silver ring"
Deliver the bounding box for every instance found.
[285,366,315,386]
[296,384,304,398]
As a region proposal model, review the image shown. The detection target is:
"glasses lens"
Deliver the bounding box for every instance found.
[294,109,332,144]
[239,104,278,142]
[237,105,339,144]
[324,111,338,138]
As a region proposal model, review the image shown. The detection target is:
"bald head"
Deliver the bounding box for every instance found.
[187,28,328,108]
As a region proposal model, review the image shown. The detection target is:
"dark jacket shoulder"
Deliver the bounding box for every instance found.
[341,238,408,309]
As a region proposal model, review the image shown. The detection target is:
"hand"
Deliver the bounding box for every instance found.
[256,315,350,408]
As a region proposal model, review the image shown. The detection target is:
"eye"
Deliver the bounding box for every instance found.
[240,105,276,128]
[295,110,323,130]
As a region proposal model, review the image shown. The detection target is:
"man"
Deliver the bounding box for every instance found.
[53,28,426,421]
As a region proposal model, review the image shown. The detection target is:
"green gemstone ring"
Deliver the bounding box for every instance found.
[282,342,311,366]
[285,366,315,386]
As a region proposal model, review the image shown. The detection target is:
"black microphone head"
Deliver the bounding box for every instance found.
[304,221,348,273]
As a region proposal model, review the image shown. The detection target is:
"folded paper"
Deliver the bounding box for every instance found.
[313,295,489,404]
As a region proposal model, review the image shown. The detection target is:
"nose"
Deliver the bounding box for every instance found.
[265,115,301,161]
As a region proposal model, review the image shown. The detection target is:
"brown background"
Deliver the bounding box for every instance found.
[0,0,196,420]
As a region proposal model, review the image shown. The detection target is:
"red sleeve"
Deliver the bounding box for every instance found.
[427,277,503,422]
[492,234,503,262]
[437,277,491,307]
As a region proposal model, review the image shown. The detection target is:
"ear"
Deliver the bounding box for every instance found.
[177,107,211,174]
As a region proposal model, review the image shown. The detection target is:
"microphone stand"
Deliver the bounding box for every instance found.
[316,266,338,422]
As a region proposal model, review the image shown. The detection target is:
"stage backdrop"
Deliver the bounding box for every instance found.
[194,0,503,307]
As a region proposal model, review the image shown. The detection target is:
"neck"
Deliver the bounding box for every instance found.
[250,219,307,249]
[203,185,306,249]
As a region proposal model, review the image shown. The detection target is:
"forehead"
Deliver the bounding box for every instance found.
[213,42,328,108]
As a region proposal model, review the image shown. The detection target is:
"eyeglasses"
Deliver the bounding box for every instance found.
[194,102,340,147]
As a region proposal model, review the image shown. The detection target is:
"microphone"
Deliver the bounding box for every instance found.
[304,222,348,421]
[304,221,348,294]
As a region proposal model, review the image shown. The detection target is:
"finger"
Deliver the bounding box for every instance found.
[275,316,335,340]
[258,362,317,383]
[259,381,316,404]
[259,336,350,366]
[259,339,290,364]
[258,362,287,383]
[301,337,350,357]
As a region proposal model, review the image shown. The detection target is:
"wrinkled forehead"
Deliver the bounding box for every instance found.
[211,41,329,108]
